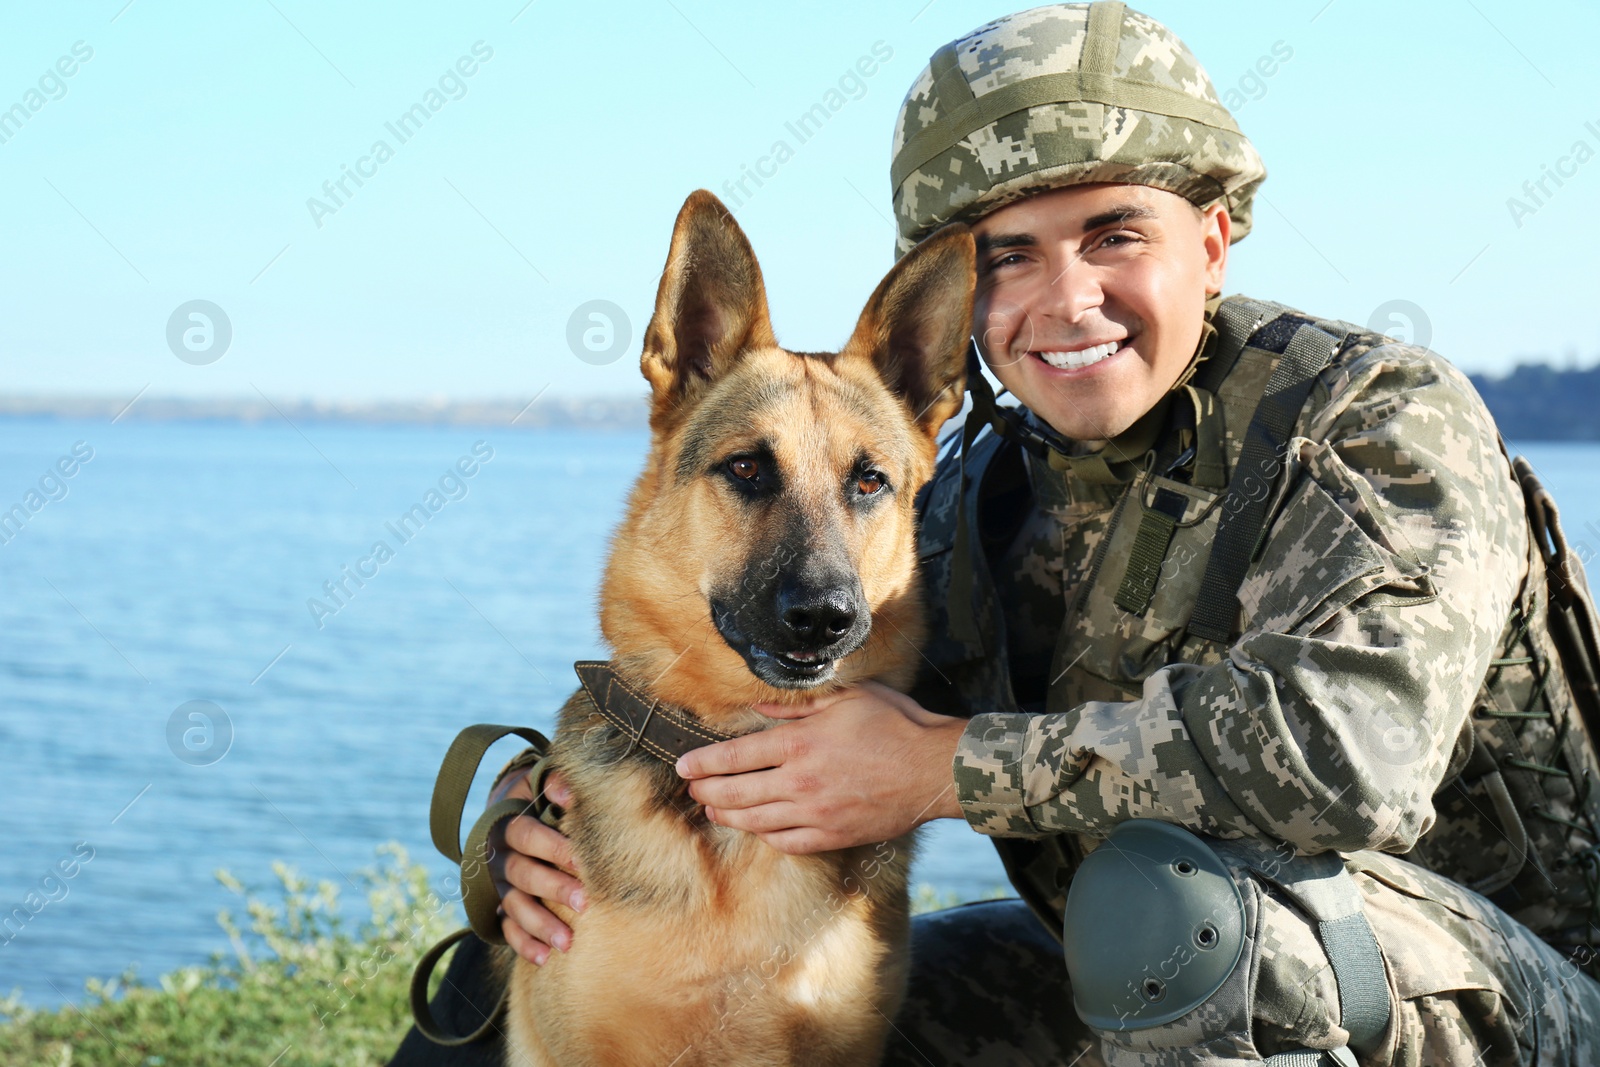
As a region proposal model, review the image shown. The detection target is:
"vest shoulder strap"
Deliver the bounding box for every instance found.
[1187,307,1350,643]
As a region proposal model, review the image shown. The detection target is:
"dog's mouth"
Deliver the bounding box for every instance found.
[747,644,839,686]
[728,635,867,690]
[710,600,868,690]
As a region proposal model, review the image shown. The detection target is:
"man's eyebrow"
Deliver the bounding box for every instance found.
[1081,204,1159,231]
[974,232,1036,255]
[974,205,1160,254]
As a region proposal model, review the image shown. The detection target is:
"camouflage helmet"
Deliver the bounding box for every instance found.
[890,1,1266,258]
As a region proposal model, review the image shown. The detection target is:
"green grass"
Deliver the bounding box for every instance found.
[0,843,458,1067]
[0,845,1010,1067]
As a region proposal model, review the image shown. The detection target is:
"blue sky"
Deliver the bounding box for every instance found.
[1,0,1597,401]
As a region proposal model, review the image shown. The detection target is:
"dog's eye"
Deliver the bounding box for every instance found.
[857,471,885,495]
[729,457,760,481]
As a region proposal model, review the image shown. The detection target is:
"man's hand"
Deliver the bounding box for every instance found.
[674,681,967,854]
[487,768,586,966]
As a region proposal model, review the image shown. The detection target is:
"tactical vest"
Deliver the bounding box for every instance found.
[910,295,1600,965]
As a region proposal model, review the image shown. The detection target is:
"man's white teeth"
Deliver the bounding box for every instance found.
[1036,341,1120,369]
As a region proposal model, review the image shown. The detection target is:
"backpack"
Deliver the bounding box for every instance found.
[1400,453,1600,967]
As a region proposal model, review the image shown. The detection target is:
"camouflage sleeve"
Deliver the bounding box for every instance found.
[951,342,1529,853]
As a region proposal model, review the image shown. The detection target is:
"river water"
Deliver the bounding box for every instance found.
[0,415,1595,1007]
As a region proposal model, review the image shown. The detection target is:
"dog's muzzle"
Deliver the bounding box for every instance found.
[710,577,870,689]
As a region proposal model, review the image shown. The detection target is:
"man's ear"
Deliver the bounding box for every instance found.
[1202,201,1229,294]
[640,190,777,425]
[843,223,974,437]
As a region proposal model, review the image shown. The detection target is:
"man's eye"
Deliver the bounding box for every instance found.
[729,456,760,481]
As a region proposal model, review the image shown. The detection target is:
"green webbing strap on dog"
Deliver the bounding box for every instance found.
[430,724,566,939]
[411,723,558,1047]
[1187,320,1343,643]
[429,724,551,864]
[409,927,508,1047]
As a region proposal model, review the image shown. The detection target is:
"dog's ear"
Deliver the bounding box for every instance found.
[843,224,974,437]
[640,190,777,422]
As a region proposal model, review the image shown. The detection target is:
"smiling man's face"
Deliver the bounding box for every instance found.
[970,183,1230,444]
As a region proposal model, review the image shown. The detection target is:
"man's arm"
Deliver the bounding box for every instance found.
[953,343,1527,853]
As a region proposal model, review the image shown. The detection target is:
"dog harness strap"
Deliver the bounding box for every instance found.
[575,661,736,764]
[409,927,511,1047]
[430,723,552,864]
[429,723,563,947]
[458,798,537,942]
[412,723,563,1046]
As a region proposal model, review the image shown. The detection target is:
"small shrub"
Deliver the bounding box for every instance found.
[0,843,457,1067]
[0,845,1013,1066]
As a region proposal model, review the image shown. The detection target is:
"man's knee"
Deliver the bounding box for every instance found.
[1057,821,1600,1066]
[1062,820,1249,1033]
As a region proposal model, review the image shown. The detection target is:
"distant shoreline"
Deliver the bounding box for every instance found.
[3,360,1597,440]
[0,394,649,431]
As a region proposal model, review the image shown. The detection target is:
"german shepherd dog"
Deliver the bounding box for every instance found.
[502,190,973,1066]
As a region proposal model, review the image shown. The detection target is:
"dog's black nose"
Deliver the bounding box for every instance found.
[777,584,859,644]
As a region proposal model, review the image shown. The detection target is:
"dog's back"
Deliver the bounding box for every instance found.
[503,189,974,1067]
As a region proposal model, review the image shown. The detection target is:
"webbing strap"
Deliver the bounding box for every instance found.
[427,723,559,947]
[1196,297,1275,393]
[946,349,992,650]
[1114,486,1186,616]
[1259,852,1391,1056]
[1187,320,1342,643]
[1317,913,1391,1050]
[1185,384,1228,490]
[459,798,537,943]
[430,723,551,864]
[409,927,508,1047]
[1080,1,1125,91]
[1107,381,1227,617]
[1264,1049,1358,1067]
[412,722,556,1047]
[928,40,975,110]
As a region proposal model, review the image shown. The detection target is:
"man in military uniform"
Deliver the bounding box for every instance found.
[395,4,1600,1065]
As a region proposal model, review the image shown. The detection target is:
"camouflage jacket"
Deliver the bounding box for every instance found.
[909,294,1600,952]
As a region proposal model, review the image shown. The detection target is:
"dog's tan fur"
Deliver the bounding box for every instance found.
[500,190,973,1066]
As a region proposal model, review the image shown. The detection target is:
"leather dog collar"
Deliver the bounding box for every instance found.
[575,660,736,765]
